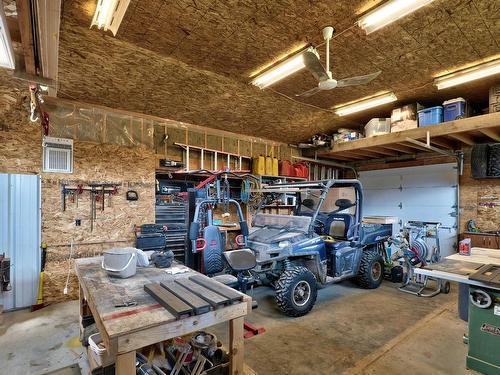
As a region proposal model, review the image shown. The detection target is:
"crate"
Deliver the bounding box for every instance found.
[418,106,443,127]
[443,98,467,122]
[365,118,390,137]
[391,103,424,124]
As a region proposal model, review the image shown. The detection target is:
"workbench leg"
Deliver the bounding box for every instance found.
[116,351,136,375]
[229,317,244,375]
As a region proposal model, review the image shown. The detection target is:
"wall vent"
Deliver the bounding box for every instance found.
[42,137,73,173]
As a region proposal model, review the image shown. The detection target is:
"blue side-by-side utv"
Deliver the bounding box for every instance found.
[190,178,392,317]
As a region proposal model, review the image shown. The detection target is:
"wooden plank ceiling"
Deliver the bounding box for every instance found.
[57,0,500,143]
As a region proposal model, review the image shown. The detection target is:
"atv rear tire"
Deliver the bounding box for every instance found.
[355,250,384,289]
[275,266,317,317]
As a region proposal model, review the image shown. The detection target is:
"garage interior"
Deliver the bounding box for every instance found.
[0,0,499,374]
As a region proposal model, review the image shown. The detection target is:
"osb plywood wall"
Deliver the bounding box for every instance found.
[0,76,156,304]
[0,75,300,305]
[459,152,500,233]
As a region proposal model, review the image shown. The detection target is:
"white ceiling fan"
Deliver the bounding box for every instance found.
[297,26,382,97]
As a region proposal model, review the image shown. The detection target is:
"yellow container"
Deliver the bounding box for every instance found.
[272,158,279,176]
[253,155,265,175]
[265,156,273,175]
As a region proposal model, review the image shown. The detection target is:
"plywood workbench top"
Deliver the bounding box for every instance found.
[75,257,250,339]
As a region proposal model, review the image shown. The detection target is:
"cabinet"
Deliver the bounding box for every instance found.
[460,233,500,249]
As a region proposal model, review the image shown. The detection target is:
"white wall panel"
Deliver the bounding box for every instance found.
[0,174,41,310]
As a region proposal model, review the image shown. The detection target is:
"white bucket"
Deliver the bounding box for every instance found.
[88,333,110,366]
[102,247,137,278]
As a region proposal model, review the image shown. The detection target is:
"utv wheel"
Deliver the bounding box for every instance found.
[275,266,317,317]
[355,250,384,289]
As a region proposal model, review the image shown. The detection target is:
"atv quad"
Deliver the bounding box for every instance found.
[189,177,392,317]
[246,179,392,316]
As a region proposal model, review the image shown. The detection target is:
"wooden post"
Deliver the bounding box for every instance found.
[116,351,136,375]
[229,317,244,375]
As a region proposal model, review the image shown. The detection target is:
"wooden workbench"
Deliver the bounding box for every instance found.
[75,257,252,375]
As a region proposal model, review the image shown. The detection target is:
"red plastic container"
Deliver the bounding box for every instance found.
[293,162,309,178]
[279,160,294,176]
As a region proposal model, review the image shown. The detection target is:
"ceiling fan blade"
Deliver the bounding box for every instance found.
[303,50,329,82]
[336,70,382,88]
[295,86,322,97]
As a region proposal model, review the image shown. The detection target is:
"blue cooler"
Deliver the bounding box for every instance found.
[443,97,467,122]
[418,106,443,127]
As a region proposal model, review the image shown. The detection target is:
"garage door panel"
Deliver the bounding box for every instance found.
[359,163,458,257]
[359,174,401,189]
[363,189,401,206]
[401,187,456,207]
[403,166,457,188]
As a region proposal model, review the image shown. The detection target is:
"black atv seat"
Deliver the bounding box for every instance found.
[223,248,256,272]
[326,214,354,240]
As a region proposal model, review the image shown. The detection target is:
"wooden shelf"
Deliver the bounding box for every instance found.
[316,112,500,162]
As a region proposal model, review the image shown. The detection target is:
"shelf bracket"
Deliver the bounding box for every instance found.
[405,136,455,157]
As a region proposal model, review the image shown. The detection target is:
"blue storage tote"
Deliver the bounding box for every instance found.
[418,106,443,127]
[443,97,467,122]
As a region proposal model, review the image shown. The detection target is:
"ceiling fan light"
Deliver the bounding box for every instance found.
[251,48,316,89]
[91,0,131,36]
[358,0,435,34]
[334,92,397,116]
[0,7,15,69]
[434,58,500,90]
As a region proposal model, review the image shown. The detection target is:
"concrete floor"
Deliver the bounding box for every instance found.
[0,280,477,375]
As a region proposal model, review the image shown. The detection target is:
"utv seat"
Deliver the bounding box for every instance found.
[326,213,355,240]
[211,249,257,292]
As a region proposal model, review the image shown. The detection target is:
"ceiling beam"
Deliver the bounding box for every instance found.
[36,0,61,96]
[479,128,500,142]
[16,0,37,75]
[366,146,399,156]
[446,132,475,145]
[429,137,456,149]
[379,144,416,154]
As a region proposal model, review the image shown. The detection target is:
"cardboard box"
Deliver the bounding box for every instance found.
[391,103,424,124]
[391,120,418,133]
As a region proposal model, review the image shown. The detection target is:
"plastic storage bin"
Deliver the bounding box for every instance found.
[443,97,467,122]
[88,333,112,366]
[365,118,390,137]
[418,106,443,127]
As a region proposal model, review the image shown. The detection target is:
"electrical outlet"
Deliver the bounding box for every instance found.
[75,219,81,226]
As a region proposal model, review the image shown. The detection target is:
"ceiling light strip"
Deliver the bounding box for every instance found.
[334,92,397,116]
[251,47,315,89]
[0,6,15,69]
[358,0,435,34]
[434,58,500,90]
[91,0,131,36]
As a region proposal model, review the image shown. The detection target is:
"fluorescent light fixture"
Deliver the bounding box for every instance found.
[91,0,131,36]
[358,0,434,34]
[251,47,314,89]
[335,92,397,116]
[434,58,500,90]
[0,7,15,69]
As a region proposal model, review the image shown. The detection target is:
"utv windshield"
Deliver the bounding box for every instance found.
[299,187,357,215]
[253,214,311,233]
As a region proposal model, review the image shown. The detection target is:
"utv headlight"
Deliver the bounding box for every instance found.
[278,241,291,248]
